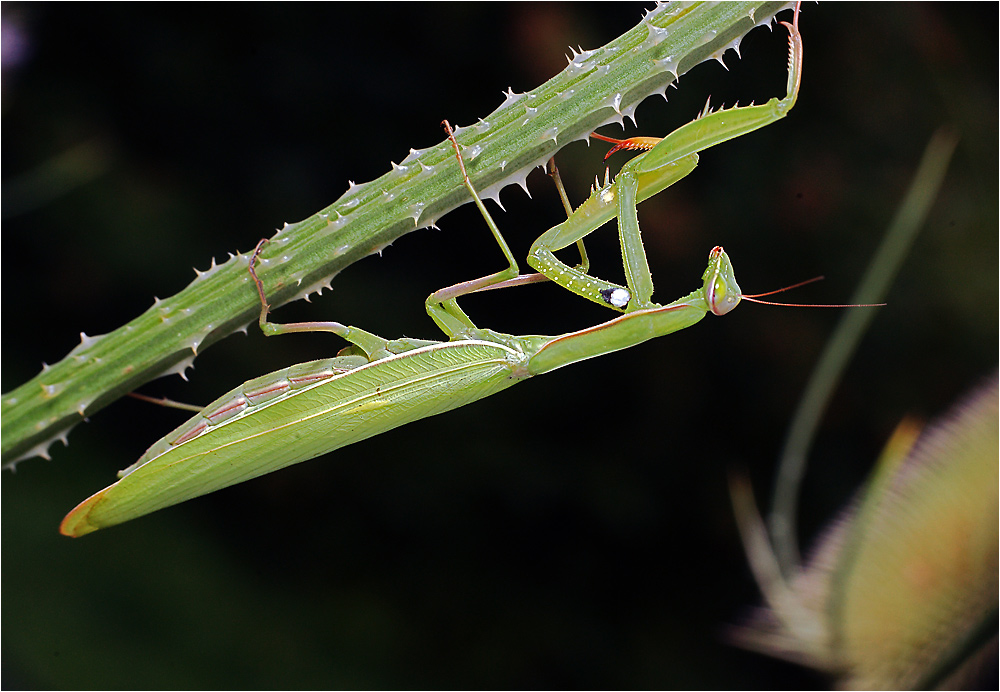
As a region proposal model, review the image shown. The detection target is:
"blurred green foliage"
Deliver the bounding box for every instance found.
[2,3,996,688]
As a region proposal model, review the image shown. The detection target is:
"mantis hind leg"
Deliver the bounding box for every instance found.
[248,238,390,359]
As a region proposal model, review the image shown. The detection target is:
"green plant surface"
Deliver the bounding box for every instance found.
[2,4,996,689]
[2,1,793,465]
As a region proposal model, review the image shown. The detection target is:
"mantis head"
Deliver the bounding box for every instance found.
[707,245,885,312]
[704,246,743,316]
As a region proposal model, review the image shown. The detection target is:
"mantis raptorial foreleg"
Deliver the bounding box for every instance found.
[527,3,803,313]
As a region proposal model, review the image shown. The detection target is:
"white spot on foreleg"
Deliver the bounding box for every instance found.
[600,287,630,308]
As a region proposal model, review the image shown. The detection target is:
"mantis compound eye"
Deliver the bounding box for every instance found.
[709,277,741,315]
[705,246,743,316]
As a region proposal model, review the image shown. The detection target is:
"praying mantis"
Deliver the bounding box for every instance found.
[60,5,805,537]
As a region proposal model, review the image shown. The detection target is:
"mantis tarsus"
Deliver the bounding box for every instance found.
[61,5,806,537]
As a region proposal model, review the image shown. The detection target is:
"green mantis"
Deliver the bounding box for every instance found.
[60,6,804,537]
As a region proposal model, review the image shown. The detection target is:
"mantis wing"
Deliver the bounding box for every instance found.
[61,341,524,537]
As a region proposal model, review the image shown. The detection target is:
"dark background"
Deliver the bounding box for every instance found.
[3,3,996,688]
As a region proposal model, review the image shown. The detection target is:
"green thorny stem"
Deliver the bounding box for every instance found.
[2,2,794,465]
